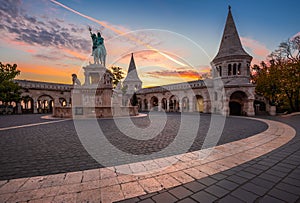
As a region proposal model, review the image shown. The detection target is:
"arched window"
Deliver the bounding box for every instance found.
[238,63,241,75]
[228,64,232,76]
[219,66,222,77]
[233,63,237,75]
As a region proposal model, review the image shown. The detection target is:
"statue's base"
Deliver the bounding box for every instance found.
[53,106,139,118]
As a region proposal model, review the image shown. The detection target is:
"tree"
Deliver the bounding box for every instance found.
[253,36,300,112]
[0,62,21,104]
[110,66,124,88]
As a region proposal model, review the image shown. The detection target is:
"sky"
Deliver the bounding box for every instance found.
[0,0,299,87]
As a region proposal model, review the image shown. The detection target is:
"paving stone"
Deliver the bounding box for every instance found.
[101,185,124,203]
[231,188,259,203]
[225,175,248,184]
[250,177,275,190]
[264,169,286,178]
[152,192,177,203]
[204,184,230,198]
[183,181,206,193]
[218,195,245,203]
[138,178,163,193]
[138,192,158,200]
[276,182,300,195]
[121,181,146,199]
[258,173,282,183]
[210,173,227,180]
[138,199,155,203]
[282,177,300,187]
[235,171,256,179]
[155,174,180,189]
[191,190,217,203]
[258,195,285,203]
[169,186,193,199]
[117,197,140,203]
[241,182,268,196]
[221,170,236,176]
[216,179,239,191]
[268,188,299,202]
[251,164,270,171]
[197,177,217,186]
[242,167,264,175]
[176,197,198,203]
[271,165,294,173]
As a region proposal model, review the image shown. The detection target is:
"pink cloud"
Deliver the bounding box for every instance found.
[240,37,270,64]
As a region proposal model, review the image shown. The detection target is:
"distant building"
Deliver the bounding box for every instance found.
[126,7,255,116]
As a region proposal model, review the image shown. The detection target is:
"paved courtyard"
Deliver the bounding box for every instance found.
[0,113,299,202]
[0,113,267,180]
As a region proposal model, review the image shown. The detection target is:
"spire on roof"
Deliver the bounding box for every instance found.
[212,6,252,63]
[124,53,142,82]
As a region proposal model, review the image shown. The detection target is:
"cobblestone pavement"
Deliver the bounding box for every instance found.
[0,113,267,180]
[118,115,300,203]
[0,114,61,128]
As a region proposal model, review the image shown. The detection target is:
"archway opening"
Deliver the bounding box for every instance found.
[229,101,242,115]
[37,95,54,114]
[169,95,179,112]
[195,95,204,112]
[229,91,248,116]
[161,98,167,111]
[150,96,158,111]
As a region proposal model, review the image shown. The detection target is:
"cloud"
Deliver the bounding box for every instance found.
[240,37,270,64]
[145,69,201,80]
[0,0,90,54]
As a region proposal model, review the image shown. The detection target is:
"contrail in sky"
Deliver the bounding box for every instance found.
[50,0,187,67]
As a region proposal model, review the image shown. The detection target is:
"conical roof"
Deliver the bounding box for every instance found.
[212,6,252,63]
[124,53,142,82]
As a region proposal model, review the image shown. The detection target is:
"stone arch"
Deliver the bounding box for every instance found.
[37,94,54,113]
[181,97,189,112]
[229,91,248,116]
[150,96,159,111]
[21,95,34,114]
[59,97,67,107]
[169,95,179,112]
[195,95,204,112]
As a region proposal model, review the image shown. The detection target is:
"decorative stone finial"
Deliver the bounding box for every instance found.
[228,5,231,11]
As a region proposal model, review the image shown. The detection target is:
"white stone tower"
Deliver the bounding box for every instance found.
[211,6,255,116]
[211,6,253,85]
[123,53,142,95]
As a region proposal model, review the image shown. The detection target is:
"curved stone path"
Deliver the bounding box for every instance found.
[0,116,295,203]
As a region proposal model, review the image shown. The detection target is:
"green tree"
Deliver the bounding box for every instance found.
[0,62,21,104]
[110,66,124,88]
[253,36,300,112]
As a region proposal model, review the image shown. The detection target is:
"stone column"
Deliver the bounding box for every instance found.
[33,98,38,114]
[222,98,229,116]
[247,99,255,116]
[166,100,170,112]
[179,100,182,113]
[84,72,90,85]
[189,97,194,112]
[158,100,162,111]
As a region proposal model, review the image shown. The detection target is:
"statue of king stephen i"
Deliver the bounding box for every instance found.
[89,26,107,66]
